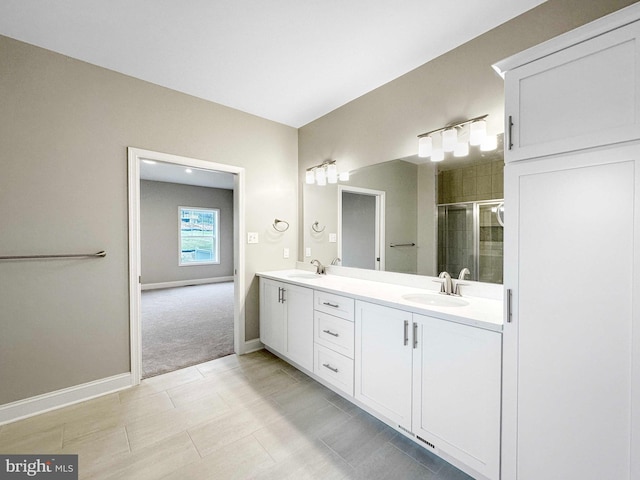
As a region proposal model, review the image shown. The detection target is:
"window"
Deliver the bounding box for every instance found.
[179,207,220,265]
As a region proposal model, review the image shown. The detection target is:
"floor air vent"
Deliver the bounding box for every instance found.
[416,436,436,450]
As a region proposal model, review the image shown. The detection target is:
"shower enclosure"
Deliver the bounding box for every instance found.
[437,200,504,284]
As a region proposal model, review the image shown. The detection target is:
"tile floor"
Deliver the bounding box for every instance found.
[0,350,473,479]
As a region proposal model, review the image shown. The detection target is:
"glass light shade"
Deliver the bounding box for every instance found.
[418,136,432,157]
[431,148,445,162]
[315,167,326,185]
[339,171,350,181]
[469,120,487,146]
[327,163,338,183]
[442,128,457,152]
[453,141,469,157]
[480,134,498,151]
[305,170,315,184]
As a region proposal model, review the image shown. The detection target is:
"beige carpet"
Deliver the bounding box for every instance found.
[141,282,234,378]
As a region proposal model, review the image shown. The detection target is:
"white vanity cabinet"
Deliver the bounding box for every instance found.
[498,12,640,163]
[355,300,501,480]
[412,314,501,480]
[498,5,640,479]
[354,301,413,432]
[259,278,314,371]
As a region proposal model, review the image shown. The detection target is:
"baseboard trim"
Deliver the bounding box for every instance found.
[141,276,234,291]
[242,338,263,354]
[0,373,132,426]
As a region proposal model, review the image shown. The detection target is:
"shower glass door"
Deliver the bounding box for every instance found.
[437,203,475,280]
[437,200,504,284]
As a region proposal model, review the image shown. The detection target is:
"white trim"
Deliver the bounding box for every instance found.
[0,373,132,426]
[243,338,264,354]
[337,185,386,271]
[492,2,640,76]
[128,147,247,388]
[141,276,234,291]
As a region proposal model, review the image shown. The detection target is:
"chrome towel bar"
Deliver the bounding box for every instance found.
[389,243,416,247]
[0,251,107,260]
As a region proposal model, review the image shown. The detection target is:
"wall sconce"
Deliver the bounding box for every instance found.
[306,160,349,186]
[417,114,497,162]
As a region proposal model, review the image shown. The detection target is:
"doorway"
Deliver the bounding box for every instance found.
[128,148,246,385]
[338,185,385,270]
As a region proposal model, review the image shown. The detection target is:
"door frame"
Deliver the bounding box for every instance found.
[338,185,385,271]
[127,147,246,385]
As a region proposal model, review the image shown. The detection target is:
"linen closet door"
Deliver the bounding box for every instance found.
[503,145,640,480]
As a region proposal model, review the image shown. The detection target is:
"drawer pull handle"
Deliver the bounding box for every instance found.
[322,363,339,373]
[323,329,339,337]
[323,302,339,308]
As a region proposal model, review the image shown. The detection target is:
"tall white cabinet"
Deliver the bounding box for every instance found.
[495,5,640,479]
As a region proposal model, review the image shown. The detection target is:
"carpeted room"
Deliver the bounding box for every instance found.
[139,172,235,378]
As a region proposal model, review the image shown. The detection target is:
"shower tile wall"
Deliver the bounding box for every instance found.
[438,160,504,204]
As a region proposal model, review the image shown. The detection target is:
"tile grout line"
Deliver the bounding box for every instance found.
[123,425,132,453]
[185,429,205,459]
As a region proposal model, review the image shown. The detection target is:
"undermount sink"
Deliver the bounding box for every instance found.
[287,272,321,280]
[402,293,469,308]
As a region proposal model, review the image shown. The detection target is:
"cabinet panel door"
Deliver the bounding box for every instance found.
[413,315,501,480]
[259,279,285,352]
[503,145,640,480]
[283,284,314,371]
[354,301,412,431]
[505,21,640,162]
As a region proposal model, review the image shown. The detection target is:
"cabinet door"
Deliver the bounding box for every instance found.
[413,315,501,480]
[259,278,285,353]
[503,145,640,479]
[505,20,640,162]
[283,283,314,371]
[355,301,412,431]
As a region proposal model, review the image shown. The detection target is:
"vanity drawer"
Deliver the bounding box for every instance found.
[314,291,354,320]
[314,311,354,359]
[314,344,354,396]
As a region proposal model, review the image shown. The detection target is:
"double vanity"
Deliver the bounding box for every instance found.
[258,267,503,480]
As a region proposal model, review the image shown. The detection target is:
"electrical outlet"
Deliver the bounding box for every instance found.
[283,248,290,259]
[247,232,259,244]
[305,247,311,257]
[329,233,337,243]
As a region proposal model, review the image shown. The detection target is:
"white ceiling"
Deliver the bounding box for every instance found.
[0,0,546,128]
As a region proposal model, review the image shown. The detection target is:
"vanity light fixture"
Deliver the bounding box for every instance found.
[306,160,349,186]
[417,114,496,162]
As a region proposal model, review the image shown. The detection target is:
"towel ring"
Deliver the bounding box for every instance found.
[272,218,290,232]
[311,221,326,233]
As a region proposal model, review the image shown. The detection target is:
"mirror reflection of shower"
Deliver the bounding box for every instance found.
[437,200,504,284]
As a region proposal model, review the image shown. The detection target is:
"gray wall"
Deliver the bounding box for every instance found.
[0,35,298,405]
[140,181,234,284]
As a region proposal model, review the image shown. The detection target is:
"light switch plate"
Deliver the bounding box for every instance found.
[247,232,259,244]
[283,248,290,259]
[305,247,311,257]
[329,233,337,243]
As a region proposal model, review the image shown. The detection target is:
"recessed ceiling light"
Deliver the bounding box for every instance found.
[142,159,156,164]
[185,168,193,173]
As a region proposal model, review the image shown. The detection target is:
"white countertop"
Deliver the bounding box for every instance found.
[257,269,503,332]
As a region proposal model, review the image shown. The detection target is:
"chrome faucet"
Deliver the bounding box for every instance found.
[437,271,453,295]
[330,257,341,266]
[453,268,470,296]
[310,259,326,274]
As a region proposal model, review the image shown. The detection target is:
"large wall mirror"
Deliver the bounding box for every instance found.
[302,135,505,284]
